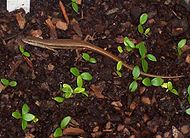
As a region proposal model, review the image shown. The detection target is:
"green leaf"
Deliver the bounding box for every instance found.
[144,28,150,35]
[77,76,83,88]
[22,113,35,121]
[147,54,157,62]
[82,53,90,61]
[177,48,182,56]
[132,65,140,79]
[64,91,73,99]
[72,1,79,13]
[137,24,144,34]
[188,96,190,104]
[22,120,27,130]
[178,39,186,49]
[12,111,21,119]
[70,67,80,76]
[185,108,190,115]
[19,46,25,53]
[53,127,63,138]
[53,97,64,103]
[60,116,71,129]
[62,84,73,93]
[139,42,147,58]
[117,61,122,71]
[1,79,9,86]
[141,59,148,73]
[140,13,148,25]
[117,46,123,53]
[116,71,122,77]
[81,72,93,81]
[125,45,132,52]
[170,89,179,96]
[188,85,190,95]
[161,83,168,89]
[129,81,138,92]
[9,81,17,87]
[142,77,152,86]
[22,104,29,115]
[74,87,85,93]
[151,77,164,86]
[89,58,97,64]
[124,37,135,48]
[82,91,88,97]
[167,81,173,91]
[23,52,30,57]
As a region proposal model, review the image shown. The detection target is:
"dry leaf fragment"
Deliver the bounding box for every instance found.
[63,127,85,135]
[15,12,26,29]
[90,84,105,99]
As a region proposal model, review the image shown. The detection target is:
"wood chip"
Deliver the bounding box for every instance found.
[111,101,122,107]
[47,63,55,71]
[15,12,26,29]
[77,0,82,4]
[129,101,138,110]
[0,82,6,93]
[185,54,190,64]
[45,18,57,39]
[70,19,83,37]
[30,29,42,37]
[172,126,184,138]
[59,0,69,24]
[90,84,105,99]
[63,127,85,135]
[141,96,151,105]
[55,20,68,30]
[180,125,189,134]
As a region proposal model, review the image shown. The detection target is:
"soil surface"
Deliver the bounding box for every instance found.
[0,0,190,137]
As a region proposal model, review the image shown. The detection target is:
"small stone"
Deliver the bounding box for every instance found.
[156,135,162,138]
[47,63,55,71]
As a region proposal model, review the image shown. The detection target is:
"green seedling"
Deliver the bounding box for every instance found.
[142,77,164,87]
[186,108,190,115]
[19,46,30,57]
[129,65,142,92]
[71,0,79,13]
[177,39,187,56]
[53,83,87,103]
[123,36,136,52]
[70,67,93,87]
[161,81,179,96]
[1,78,17,88]
[82,53,97,64]
[187,85,190,104]
[12,103,38,130]
[116,61,123,77]
[117,46,123,53]
[53,116,71,137]
[136,42,157,72]
[138,13,150,36]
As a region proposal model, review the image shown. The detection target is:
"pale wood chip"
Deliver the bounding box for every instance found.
[15,12,26,29]
[30,29,42,37]
[45,18,57,39]
[56,20,68,30]
[59,0,69,24]
[63,127,85,135]
[141,96,151,105]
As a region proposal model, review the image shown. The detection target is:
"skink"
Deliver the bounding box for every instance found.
[22,36,184,79]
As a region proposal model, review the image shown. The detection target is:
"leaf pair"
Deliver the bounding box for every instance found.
[82,53,97,64]
[53,116,71,137]
[1,78,17,88]
[12,104,37,130]
[138,13,150,36]
[19,46,30,57]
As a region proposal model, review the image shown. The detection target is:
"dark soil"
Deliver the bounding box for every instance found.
[0,0,190,137]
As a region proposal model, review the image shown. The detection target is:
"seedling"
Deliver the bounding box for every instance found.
[19,46,30,57]
[53,83,88,103]
[71,0,79,13]
[117,46,123,53]
[116,61,122,77]
[187,85,190,104]
[186,108,190,115]
[53,116,71,137]
[82,53,97,64]
[177,39,187,56]
[70,67,93,87]
[138,13,150,36]
[142,77,164,87]
[129,65,142,92]
[123,36,136,52]
[1,78,17,88]
[161,81,179,95]
[12,103,38,130]
[136,42,157,72]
